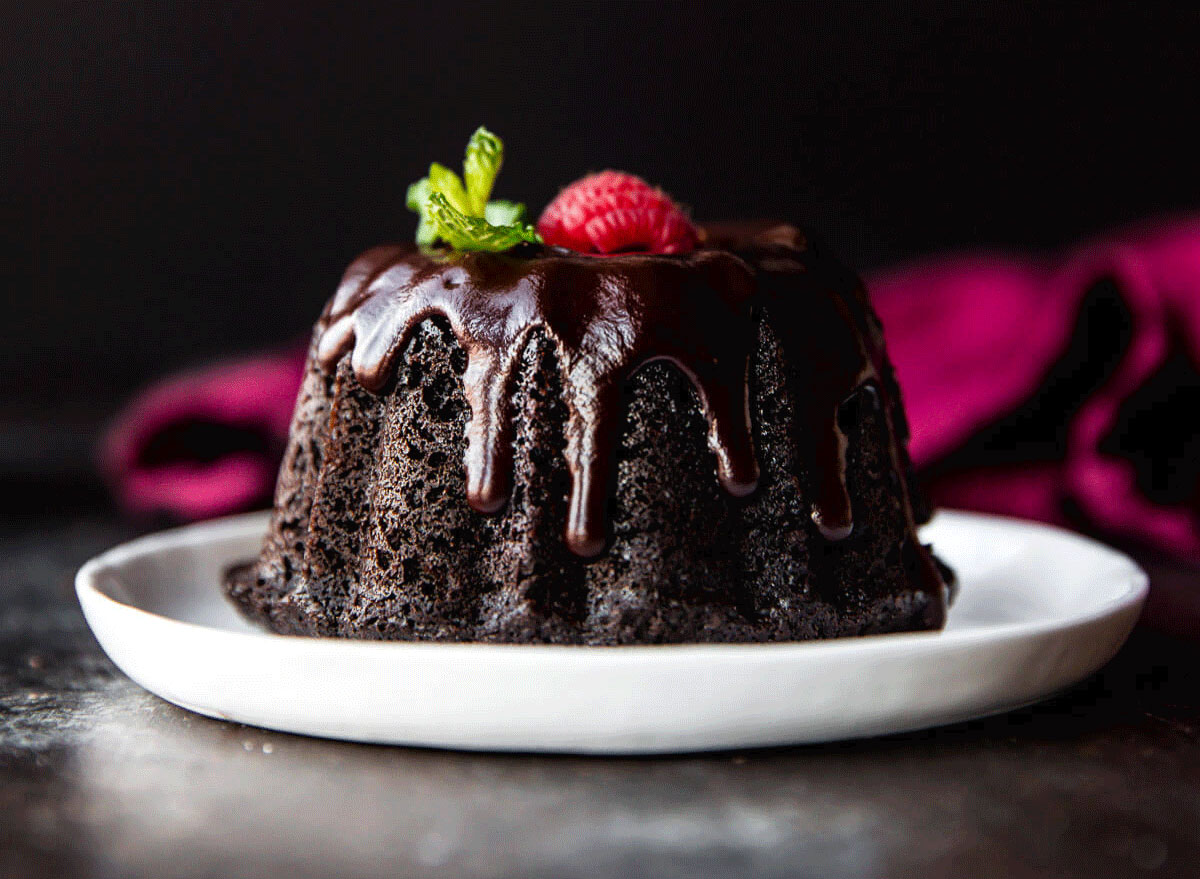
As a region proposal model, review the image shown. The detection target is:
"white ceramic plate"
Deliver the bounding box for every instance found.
[76,510,1147,754]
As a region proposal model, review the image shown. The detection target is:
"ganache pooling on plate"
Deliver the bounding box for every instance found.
[315,222,918,560]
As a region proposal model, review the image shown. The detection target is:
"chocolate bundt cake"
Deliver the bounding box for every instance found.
[227,131,951,643]
[226,220,952,643]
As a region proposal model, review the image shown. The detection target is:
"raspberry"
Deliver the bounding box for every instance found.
[537,170,699,255]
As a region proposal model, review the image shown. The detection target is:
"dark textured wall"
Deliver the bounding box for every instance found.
[6,2,1200,409]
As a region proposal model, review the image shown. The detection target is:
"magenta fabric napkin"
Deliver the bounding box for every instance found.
[869,215,1200,560]
[101,216,1200,562]
[100,350,307,521]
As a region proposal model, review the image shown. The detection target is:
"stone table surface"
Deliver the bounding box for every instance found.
[3,511,1200,879]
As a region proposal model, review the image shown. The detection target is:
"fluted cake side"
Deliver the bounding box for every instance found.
[226,224,951,643]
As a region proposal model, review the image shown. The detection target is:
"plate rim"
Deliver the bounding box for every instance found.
[76,507,1149,658]
[74,509,1150,752]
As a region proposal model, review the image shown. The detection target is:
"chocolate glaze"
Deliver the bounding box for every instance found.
[316,224,924,565]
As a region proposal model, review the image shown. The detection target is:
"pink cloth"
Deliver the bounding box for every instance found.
[101,216,1200,562]
[100,350,307,521]
[869,215,1200,559]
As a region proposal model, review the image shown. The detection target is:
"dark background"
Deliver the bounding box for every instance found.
[5,2,1200,423]
[8,8,1200,875]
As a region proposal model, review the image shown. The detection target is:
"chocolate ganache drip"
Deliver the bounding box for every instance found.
[317,224,899,558]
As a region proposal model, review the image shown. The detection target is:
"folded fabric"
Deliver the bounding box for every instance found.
[100,350,307,521]
[101,216,1200,562]
[869,215,1200,559]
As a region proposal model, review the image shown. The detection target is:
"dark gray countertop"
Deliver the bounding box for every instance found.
[3,512,1199,879]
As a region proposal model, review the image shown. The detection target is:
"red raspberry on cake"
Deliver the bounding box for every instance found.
[537,170,700,255]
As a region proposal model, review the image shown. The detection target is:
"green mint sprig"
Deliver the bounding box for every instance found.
[426,193,541,251]
[406,127,542,252]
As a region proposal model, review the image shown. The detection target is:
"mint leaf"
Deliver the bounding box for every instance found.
[427,162,470,213]
[405,178,438,246]
[405,127,538,253]
[484,199,526,226]
[463,126,503,216]
[428,192,541,252]
[405,177,429,212]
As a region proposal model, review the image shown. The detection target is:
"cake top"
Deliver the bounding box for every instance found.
[316,129,903,557]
